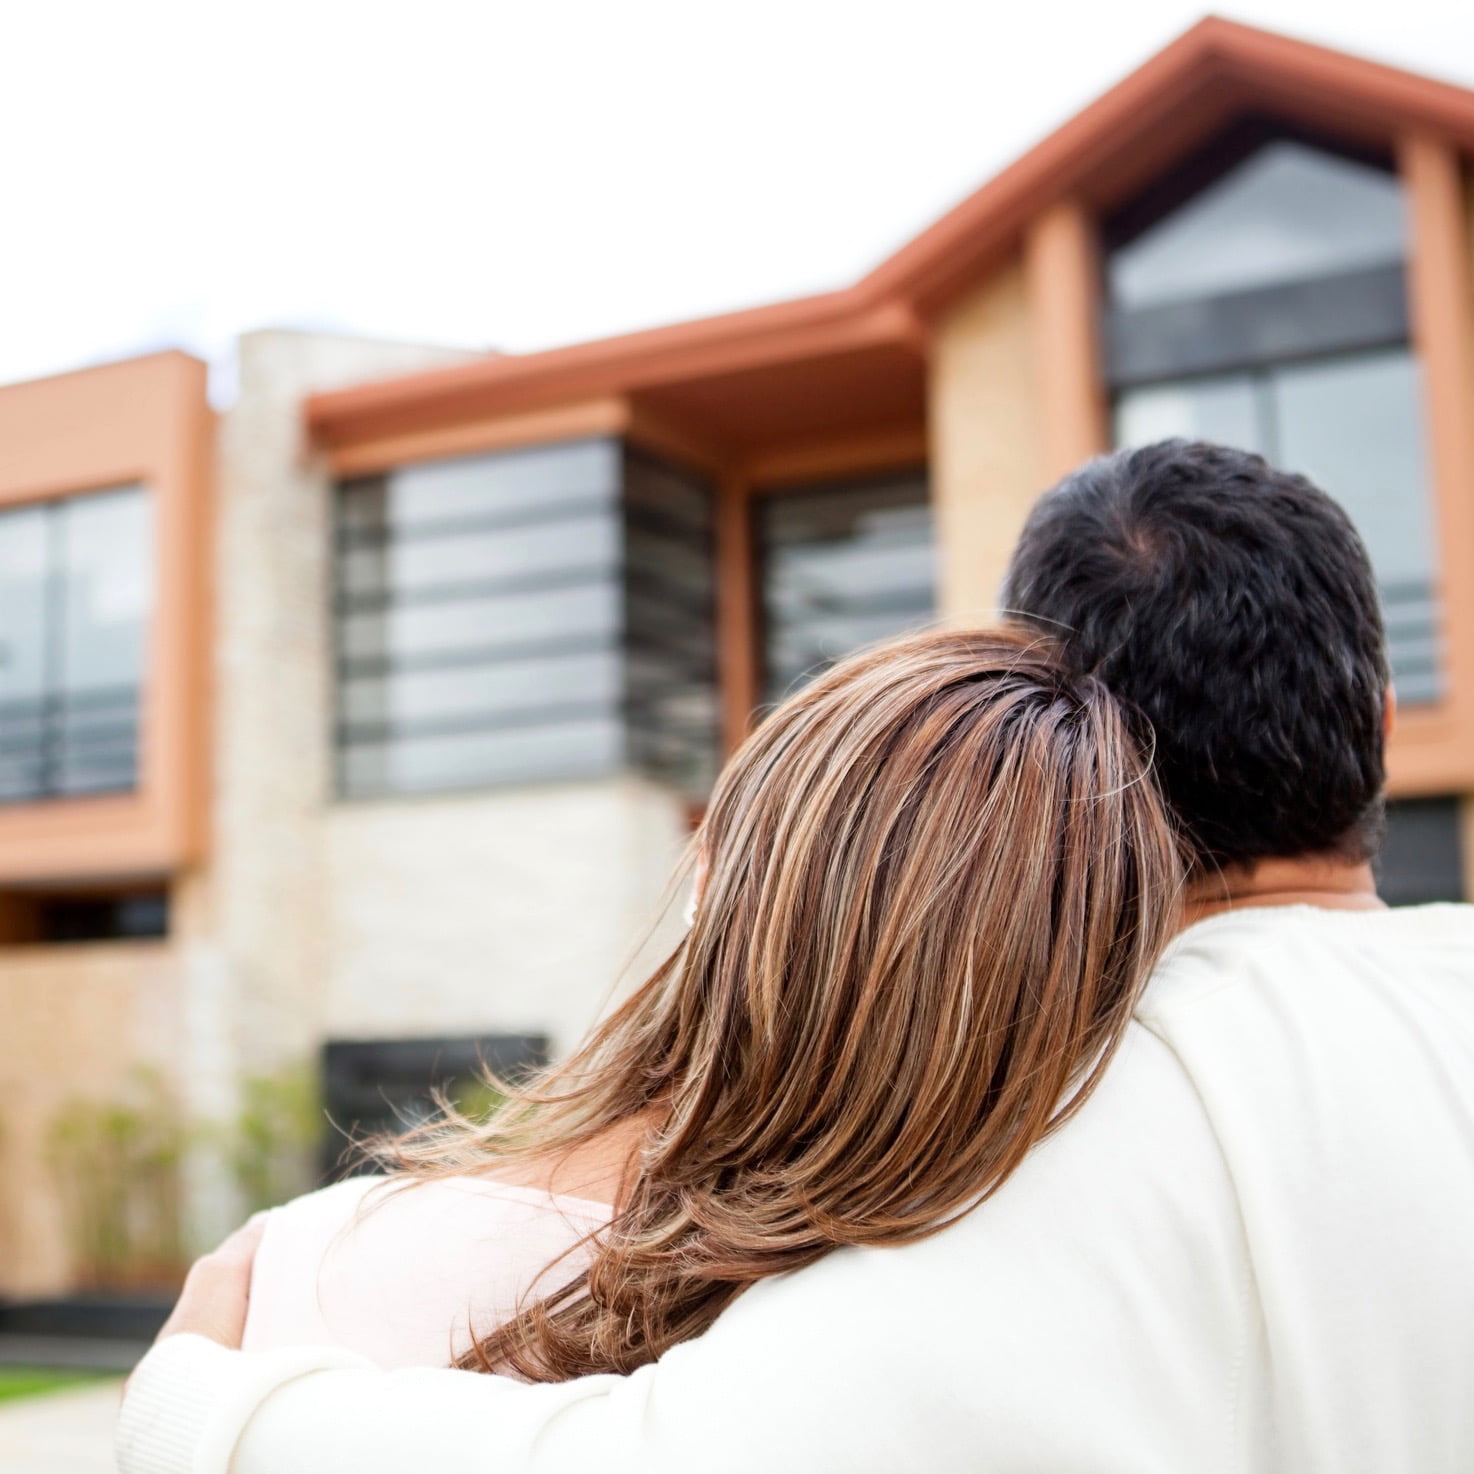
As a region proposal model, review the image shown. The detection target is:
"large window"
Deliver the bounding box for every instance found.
[334,439,716,799]
[0,485,153,802]
[1106,132,1441,705]
[758,469,934,702]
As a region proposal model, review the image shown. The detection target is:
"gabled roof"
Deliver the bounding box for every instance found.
[861,15,1474,313]
[307,16,1474,453]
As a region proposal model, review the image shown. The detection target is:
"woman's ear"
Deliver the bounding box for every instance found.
[1383,686,1397,746]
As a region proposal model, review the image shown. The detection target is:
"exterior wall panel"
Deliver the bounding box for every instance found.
[323,776,688,1055]
[928,261,1045,622]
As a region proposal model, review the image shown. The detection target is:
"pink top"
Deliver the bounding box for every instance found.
[242,1175,612,1370]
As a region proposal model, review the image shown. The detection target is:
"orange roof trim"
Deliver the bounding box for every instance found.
[307,16,1474,454]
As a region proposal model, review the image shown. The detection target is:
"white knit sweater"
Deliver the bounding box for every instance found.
[119,905,1474,1474]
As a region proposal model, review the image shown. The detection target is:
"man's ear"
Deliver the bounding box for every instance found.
[1383,686,1397,745]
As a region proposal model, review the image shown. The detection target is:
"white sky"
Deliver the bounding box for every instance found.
[4,0,1474,404]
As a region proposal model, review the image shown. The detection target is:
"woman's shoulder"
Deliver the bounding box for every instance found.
[244,1173,611,1369]
[263,1172,609,1235]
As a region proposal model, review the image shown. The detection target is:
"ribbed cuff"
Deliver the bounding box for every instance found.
[116,1334,370,1474]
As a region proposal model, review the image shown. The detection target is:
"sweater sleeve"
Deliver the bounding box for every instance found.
[115,1335,372,1474]
[115,1031,1246,1474]
[116,1250,947,1474]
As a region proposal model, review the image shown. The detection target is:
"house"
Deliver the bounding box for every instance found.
[2,16,1472,1295]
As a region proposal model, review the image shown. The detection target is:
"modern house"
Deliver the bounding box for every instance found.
[3,16,1474,1295]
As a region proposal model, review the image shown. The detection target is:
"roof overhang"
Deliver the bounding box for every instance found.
[306,16,1474,468]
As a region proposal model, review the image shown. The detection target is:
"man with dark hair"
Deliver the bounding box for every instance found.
[1001,438,1389,878]
[120,441,1474,1474]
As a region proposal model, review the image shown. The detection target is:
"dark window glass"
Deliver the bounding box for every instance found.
[336,440,622,797]
[339,582,622,668]
[338,439,619,534]
[1108,140,1405,311]
[338,515,619,599]
[0,889,171,945]
[1108,134,1440,706]
[759,470,934,703]
[0,485,151,803]
[624,448,719,797]
[334,440,718,798]
[340,716,626,796]
[1377,798,1465,906]
[319,1035,548,1180]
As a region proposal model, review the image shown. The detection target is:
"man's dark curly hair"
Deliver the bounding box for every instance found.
[1000,439,1388,873]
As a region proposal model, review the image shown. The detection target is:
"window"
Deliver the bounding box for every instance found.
[1106,133,1440,705]
[624,449,720,797]
[758,469,934,702]
[0,485,153,803]
[0,887,169,945]
[319,1034,548,1180]
[1378,799,1465,906]
[1108,139,1406,311]
[334,439,717,799]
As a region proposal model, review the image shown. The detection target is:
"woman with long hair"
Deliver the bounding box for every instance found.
[239,624,1180,1381]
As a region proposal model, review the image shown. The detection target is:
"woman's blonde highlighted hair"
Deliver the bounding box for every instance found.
[386,626,1182,1380]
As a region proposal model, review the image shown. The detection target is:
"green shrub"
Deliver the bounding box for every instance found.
[224,1065,321,1216]
[47,1060,325,1288]
[46,1067,188,1289]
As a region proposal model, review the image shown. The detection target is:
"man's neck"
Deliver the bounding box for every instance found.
[1183,855,1384,927]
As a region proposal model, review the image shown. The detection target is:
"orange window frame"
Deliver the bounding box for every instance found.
[0,353,213,884]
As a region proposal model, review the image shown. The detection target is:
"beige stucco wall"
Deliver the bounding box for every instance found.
[324,776,690,1050]
[0,943,187,1295]
[928,259,1047,622]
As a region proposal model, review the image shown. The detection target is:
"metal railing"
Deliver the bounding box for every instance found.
[0,685,140,803]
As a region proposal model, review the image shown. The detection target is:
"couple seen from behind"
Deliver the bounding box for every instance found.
[118,439,1474,1474]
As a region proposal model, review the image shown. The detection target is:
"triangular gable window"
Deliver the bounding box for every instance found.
[1109,139,1405,311]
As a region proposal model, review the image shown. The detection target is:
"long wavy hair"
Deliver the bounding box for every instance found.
[383,626,1182,1380]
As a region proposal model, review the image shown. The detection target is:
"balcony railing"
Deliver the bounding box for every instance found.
[0,685,141,803]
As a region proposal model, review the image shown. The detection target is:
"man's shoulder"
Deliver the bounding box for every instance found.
[819,1019,1243,1295]
[1140,902,1474,1018]
[681,1021,1248,1463]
